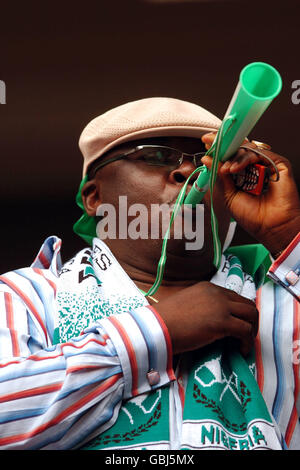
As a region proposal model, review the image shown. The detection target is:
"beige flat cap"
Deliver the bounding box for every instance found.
[79,97,221,176]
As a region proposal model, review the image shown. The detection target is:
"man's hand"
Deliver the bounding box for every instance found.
[201,133,300,256]
[156,282,258,357]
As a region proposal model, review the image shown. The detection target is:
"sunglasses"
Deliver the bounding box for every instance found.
[89,145,206,178]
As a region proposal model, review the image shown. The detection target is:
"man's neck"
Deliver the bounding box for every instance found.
[103,239,217,300]
[114,249,217,303]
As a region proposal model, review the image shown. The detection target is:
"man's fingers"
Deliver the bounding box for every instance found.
[202,139,293,179]
[201,132,216,143]
[202,149,261,176]
[213,284,259,338]
[226,315,256,357]
[229,301,259,337]
[221,149,260,174]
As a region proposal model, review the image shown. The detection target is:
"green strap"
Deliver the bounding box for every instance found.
[145,116,236,296]
[145,166,204,297]
[206,115,237,269]
[73,118,266,298]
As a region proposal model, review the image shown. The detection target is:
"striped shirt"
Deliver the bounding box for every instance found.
[0,234,299,449]
[0,237,174,449]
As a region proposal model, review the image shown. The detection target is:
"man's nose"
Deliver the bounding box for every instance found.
[168,159,199,185]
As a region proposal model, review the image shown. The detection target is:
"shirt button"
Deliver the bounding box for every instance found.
[147,369,160,386]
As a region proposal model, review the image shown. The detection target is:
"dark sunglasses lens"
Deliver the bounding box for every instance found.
[135,148,180,168]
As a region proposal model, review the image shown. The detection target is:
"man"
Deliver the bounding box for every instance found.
[0,97,299,450]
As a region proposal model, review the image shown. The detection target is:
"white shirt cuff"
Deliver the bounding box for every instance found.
[267,232,300,301]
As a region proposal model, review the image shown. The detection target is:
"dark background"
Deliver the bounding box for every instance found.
[0,0,299,272]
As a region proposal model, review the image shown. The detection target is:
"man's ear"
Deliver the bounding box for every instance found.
[81,179,102,217]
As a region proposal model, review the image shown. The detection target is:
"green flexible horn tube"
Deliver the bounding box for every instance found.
[184,62,282,207]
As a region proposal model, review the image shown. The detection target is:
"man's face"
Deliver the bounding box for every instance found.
[82,136,232,275]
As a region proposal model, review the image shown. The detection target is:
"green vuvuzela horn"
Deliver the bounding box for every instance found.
[184,62,282,206]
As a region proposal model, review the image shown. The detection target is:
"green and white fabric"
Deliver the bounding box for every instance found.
[55,238,283,450]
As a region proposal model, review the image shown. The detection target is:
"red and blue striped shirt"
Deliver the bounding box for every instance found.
[0,233,299,449]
